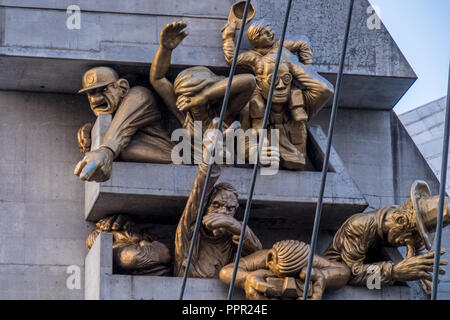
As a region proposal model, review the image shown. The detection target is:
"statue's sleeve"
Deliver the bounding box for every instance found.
[240,250,268,272]
[99,87,161,158]
[283,40,313,65]
[414,237,427,256]
[174,163,220,275]
[336,219,394,286]
[238,227,263,255]
[288,60,334,119]
[220,250,268,290]
[222,33,261,73]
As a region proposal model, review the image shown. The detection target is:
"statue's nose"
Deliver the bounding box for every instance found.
[89,93,103,104]
[275,78,285,89]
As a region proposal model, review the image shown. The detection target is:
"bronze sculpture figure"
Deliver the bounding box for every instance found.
[219,240,350,300]
[150,21,256,139]
[87,215,171,275]
[221,19,334,170]
[174,120,267,279]
[74,66,175,182]
[323,180,449,294]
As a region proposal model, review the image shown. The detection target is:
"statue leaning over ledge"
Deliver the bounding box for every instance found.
[174,119,275,279]
[323,180,449,295]
[222,17,334,170]
[87,214,171,275]
[150,21,256,139]
[74,66,176,182]
[219,240,350,300]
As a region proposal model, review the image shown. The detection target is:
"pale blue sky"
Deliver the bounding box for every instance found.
[368,0,450,115]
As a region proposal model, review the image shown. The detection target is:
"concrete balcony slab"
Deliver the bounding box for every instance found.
[85,233,415,300]
[84,115,368,229]
[0,0,416,109]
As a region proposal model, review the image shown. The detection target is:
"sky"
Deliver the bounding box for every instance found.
[368,0,450,115]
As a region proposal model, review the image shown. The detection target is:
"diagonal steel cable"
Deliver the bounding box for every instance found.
[178,0,253,300]
[227,0,293,300]
[302,0,354,300]
[431,61,450,300]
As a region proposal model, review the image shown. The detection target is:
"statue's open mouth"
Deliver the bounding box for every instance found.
[91,103,109,115]
[91,95,112,115]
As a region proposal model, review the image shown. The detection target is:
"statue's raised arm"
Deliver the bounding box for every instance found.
[150,21,188,125]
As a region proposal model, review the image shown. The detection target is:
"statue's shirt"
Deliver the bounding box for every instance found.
[322,207,396,286]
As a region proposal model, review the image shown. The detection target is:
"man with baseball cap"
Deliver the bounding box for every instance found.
[323,180,449,294]
[74,66,175,182]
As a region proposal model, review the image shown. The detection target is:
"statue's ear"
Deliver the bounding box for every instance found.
[394,212,409,227]
[266,249,277,270]
[116,78,130,94]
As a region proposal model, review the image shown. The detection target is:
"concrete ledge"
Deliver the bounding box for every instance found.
[84,118,368,228]
[0,0,416,109]
[85,232,245,300]
[85,232,414,300]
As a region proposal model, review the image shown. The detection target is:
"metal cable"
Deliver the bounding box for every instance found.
[178,0,253,300]
[431,61,450,300]
[302,0,354,300]
[227,0,293,300]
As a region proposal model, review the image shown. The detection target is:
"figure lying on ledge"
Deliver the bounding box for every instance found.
[87,214,171,275]
[219,240,350,300]
[323,180,449,295]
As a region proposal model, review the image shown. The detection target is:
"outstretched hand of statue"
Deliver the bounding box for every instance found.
[299,268,326,300]
[95,214,143,246]
[392,248,447,282]
[221,21,238,39]
[74,147,114,182]
[244,269,278,300]
[96,215,132,232]
[176,94,208,112]
[160,20,188,50]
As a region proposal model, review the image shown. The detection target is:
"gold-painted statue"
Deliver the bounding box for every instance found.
[87,215,171,275]
[323,180,449,295]
[174,119,270,278]
[74,66,175,182]
[150,21,256,138]
[221,15,334,170]
[219,240,350,300]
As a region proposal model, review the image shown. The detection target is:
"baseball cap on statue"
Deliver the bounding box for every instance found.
[78,67,119,94]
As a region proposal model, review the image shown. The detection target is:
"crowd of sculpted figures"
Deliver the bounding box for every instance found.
[76,3,449,300]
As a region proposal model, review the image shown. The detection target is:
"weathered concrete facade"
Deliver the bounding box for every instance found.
[0,90,94,299]
[0,0,446,299]
[399,97,449,195]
